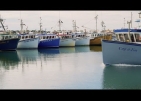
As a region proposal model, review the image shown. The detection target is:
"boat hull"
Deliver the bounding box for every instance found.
[90,35,112,46]
[75,37,90,46]
[17,38,39,49]
[59,39,75,47]
[38,38,60,48]
[0,38,19,51]
[102,39,141,65]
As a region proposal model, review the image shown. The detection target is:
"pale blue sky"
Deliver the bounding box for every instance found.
[0,10,140,31]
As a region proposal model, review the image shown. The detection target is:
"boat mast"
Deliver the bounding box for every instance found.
[72,20,77,32]
[131,12,132,28]
[138,12,141,28]
[39,17,42,34]
[58,19,61,31]
[127,20,131,42]
[0,15,6,32]
[20,19,25,34]
[95,15,98,33]
[124,18,125,28]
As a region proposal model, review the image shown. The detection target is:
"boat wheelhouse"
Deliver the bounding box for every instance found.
[113,28,141,43]
[102,28,141,65]
[17,33,39,49]
[72,32,91,46]
[37,33,60,48]
[0,17,20,51]
[57,31,75,47]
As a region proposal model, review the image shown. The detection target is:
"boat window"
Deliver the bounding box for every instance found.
[2,36,4,40]
[43,36,45,39]
[18,36,21,39]
[119,34,124,41]
[135,34,140,42]
[0,36,2,40]
[130,34,135,42]
[123,34,129,42]
[22,36,24,39]
[5,36,7,39]
[26,36,28,38]
[9,36,11,39]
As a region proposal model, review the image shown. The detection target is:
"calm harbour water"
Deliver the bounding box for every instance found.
[0,46,141,89]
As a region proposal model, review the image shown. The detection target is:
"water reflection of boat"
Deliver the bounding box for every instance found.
[75,46,90,53]
[59,47,75,53]
[17,49,39,62]
[0,51,20,69]
[103,65,141,89]
[38,48,60,54]
[90,46,102,52]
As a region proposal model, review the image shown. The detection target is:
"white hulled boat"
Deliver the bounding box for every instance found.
[17,19,39,49]
[57,31,75,47]
[72,20,91,46]
[102,27,141,65]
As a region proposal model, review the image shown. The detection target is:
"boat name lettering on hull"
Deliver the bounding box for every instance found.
[119,47,137,52]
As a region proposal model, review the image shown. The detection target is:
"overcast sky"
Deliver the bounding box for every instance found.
[0,10,141,31]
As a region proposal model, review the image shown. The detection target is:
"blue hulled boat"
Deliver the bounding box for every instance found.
[37,33,60,48]
[0,34,20,51]
[0,17,19,51]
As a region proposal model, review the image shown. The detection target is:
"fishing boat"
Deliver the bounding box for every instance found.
[17,33,39,49]
[89,19,112,46]
[57,31,75,47]
[37,17,60,48]
[72,32,91,46]
[53,19,75,47]
[90,32,112,46]
[38,33,60,48]
[0,16,20,51]
[102,27,141,65]
[72,20,91,46]
[17,19,39,49]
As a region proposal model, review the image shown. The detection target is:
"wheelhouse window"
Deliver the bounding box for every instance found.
[124,34,130,42]
[25,36,28,38]
[119,34,124,41]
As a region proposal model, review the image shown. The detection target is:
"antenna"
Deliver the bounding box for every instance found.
[127,20,131,42]
[0,15,6,31]
[131,12,132,28]
[58,11,63,31]
[39,17,42,34]
[18,19,26,34]
[95,15,98,33]
[72,20,77,32]
[124,18,125,28]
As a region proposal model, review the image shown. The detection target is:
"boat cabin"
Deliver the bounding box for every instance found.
[0,34,18,40]
[72,32,87,38]
[17,34,37,40]
[113,28,141,42]
[38,33,59,40]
